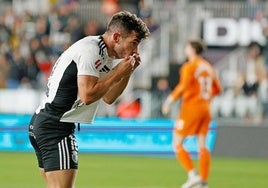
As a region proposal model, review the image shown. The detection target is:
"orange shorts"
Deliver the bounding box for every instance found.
[174,104,211,136]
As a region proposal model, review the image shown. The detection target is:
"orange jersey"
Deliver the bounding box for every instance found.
[171,57,221,106]
[171,57,221,136]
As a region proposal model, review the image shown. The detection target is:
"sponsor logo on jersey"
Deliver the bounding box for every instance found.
[100,65,110,73]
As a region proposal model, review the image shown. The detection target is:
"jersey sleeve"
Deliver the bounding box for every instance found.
[76,49,100,78]
[111,59,121,70]
[211,71,222,97]
[171,64,192,100]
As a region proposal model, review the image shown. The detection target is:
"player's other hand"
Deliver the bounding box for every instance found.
[162,96,173,116]
[162,103,170,116]
[116,54,140,78]
[132,53,141,70]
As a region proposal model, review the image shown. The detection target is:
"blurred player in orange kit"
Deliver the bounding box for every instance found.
[162,39,222,188]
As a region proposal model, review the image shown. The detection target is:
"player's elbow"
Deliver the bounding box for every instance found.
[102,96,115,105]
[212,88,222,97]
[80,98,92,105]
[80,94,96,105]
[216,87,222,95]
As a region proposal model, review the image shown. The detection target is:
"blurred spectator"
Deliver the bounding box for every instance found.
[151,77,171,118]
[0,15,11,51]
[0,54,9,88]
[235,42,265,94]
[117,98,142,119]
[247,0,262,20]
[10,16,24,49]
[65,15,83,43]
[137,0,151,19]
[260,12,268,68]
[138,0,158,33]
[83,19,103,37]
[35,16,50,39]
[40,35,53,58]
[258,69,268,120]
[7,48,28,88]
[126,0,140,15]
[234,42,266,121]
[57,3,73,32]
[102,0,120,21]
[25,38,42,88]
[3,6,16,29]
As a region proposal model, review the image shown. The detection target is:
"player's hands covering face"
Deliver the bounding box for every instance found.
[116,53,140,78]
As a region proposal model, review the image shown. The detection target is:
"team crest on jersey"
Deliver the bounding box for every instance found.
[94,59,101,69]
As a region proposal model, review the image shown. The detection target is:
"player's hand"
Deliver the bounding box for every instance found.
[162,103,170,116]
[115,56,135,77]
[162,96,173,116]
[132,53,141,70]
[115,54,140,78]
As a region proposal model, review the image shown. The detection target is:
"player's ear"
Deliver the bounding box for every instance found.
[112,32,120,43]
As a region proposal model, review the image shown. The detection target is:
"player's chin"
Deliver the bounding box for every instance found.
[123,52,134,58]
[118,52,133,59]
[116,53,127,59]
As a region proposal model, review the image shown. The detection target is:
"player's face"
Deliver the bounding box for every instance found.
[185,44,196,59]
[113,31,140,58]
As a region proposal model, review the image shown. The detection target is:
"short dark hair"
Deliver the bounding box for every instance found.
[107,11,150,41]
[188,39,206,55]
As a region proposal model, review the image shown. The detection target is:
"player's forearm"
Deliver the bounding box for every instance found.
[79,57,135,105]
[170,85,183,101]
[212,87,221,96]
[212,79,222,96]
[102,75,131,104]
[79,73,122,105]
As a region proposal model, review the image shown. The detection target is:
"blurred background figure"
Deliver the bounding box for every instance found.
[151,77,171,118]
[138,0,158,33]
[258,68,268,121]
[7,48,28,88]
[0,54,9,88]
[117,98,142,119]
[234,42,265,122]
[102,0,120,21]
[247,0,261,20]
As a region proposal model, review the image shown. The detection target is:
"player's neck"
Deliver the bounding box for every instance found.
[102,33,116,59]
[189,55,199,62]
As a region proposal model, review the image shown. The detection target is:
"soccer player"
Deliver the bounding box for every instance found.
[162,40,221,188]
[28,11,150,188]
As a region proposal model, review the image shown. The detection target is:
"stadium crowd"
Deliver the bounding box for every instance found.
[0,0,157,89]
[0,0,160,118]
[215,0,268,122]
[0,1,81,89]
[0,0,268,121]
[0,1,107,90]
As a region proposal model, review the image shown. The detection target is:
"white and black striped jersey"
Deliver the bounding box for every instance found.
[36,36,118,123]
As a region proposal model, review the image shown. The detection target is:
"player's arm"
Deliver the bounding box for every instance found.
[162,65,191,115]
[211,72,222,97]
[171,66,192,100]
[102,54,140,104]
[102,75,131,104]
[78,56,135,105]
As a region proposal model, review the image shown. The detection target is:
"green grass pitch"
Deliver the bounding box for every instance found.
[0,152,267,188]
